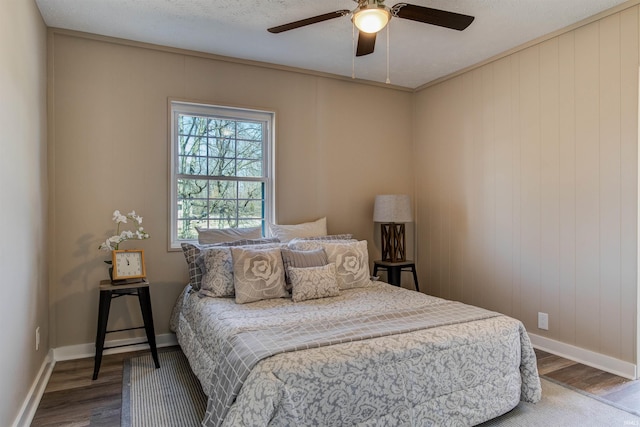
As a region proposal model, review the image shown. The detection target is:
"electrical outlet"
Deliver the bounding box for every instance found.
[538,312,549,330]
[35,327,40,351]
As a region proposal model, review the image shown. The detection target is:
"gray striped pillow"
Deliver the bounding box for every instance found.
[281,248,329,291]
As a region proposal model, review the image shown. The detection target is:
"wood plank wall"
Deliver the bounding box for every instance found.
[413,6,639,362]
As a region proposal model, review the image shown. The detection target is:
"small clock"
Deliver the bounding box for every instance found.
[112,249,146,281]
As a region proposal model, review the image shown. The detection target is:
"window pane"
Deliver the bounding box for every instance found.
[177,198,208,220]
[237,140,262,160]
[178,156,207,175]
[180,116,207,137]
[207,137,235,158]
[237,122,263,141]
[178,179,207,199]
[238,181,263,199]
[209,199,238,222]
[208,119,235,138]
[179,135,207,157]
[238,200,263,218]
[236,158,262,177]
[179,115,207,138]
[208,157,236,176]
[209,180,237,199]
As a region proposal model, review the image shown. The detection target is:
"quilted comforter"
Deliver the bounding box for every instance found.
[174,282,541,426]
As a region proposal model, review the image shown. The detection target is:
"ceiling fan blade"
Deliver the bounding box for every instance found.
[268,10,350,33]
[356,31,376,57]
[393,4,474,31]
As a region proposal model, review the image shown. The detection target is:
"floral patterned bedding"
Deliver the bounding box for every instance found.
[174,282,541,427]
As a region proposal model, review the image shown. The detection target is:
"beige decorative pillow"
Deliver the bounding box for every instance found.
[289,263,340,302]
[231,247,288,304]
[269,217,327,243]
[280,248,328,290]
[292,240,372,290]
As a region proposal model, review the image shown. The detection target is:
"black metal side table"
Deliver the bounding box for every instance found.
[373,260,420,292]
[92,279,159,380]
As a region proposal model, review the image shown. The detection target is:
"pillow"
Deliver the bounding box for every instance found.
[181,238,280,290]
[196,226,262,244]
[289,263,340,302]
[269,217,327,243]
[231,247,288,304]
[196,247,234,298]
[289,234,353,242]
[288,240,372,289]
[287,239,353,251]
[280,248,329,290]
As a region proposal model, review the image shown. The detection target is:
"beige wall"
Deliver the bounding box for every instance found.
[0,0,48,425]
[48,32,414,348]
[414,6,639,362]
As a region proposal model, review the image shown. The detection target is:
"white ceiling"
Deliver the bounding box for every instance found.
[36,0,629,88]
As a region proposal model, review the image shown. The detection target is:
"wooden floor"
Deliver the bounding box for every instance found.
[31,347,640,426]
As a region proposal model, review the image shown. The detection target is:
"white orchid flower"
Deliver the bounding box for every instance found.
[98,239,114,251]
[113,210,128,224]
[100,209,150,252]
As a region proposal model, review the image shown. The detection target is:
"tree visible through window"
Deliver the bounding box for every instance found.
[170,101,274,247]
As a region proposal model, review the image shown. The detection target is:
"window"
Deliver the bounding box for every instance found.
[169,100,274,249]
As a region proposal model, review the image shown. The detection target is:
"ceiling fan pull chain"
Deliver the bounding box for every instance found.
[386,21,391,84]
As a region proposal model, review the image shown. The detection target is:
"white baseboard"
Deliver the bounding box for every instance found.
[11,349,55,427]
[53,333,178,361]
[529,333,637,380]
[12,333,178,427]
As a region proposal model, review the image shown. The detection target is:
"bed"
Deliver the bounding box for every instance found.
[172,237,541,426]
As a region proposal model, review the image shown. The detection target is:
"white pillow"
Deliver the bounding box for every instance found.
[289,263,340,302]
[269,217,327,243]
[196,226,262,244]
[231,247,288,304]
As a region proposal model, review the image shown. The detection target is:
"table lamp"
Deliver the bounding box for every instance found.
[373,194,413,262]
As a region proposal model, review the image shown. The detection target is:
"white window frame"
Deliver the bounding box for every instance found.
[168,99,275,250]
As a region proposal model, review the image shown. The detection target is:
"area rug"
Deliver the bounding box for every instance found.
[482,376,640,426]
[122,349,206,427]
[123,349,640,426]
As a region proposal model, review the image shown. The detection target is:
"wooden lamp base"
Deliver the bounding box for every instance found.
[380,222,406,262]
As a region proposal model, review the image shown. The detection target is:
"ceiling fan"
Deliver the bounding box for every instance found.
[268,0,475,57]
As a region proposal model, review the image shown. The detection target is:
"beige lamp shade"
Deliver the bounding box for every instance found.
[373,194,412,263]
[373,194,413,223]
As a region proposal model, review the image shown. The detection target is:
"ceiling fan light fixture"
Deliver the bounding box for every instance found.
[352,5,391,34]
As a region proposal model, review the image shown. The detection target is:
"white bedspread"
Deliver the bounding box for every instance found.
[175,282,541,426]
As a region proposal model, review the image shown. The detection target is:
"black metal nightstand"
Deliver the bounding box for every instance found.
[93,279,159,380]
[373,260,420,292]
